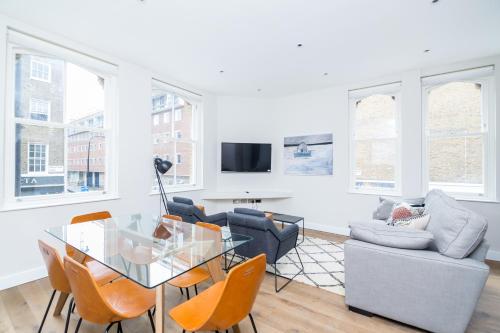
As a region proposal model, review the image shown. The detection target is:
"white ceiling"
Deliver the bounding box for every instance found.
[1,0,499,97]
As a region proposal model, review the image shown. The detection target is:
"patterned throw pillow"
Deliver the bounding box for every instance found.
[387,202,425,226]
[393,214,431,230]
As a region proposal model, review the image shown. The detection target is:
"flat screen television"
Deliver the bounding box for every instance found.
[221,142,272,172]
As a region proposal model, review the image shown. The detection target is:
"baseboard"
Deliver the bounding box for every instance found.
[0,266,47,291]
[306,222,350,237]
[486,249,500,262]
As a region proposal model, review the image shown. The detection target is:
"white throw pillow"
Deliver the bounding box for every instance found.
[393,214,430,230]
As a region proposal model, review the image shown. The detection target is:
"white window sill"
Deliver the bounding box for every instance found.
[348,189,402,197]
[150,186,205,196]
[0,193,120,212]
[454,196,500,204]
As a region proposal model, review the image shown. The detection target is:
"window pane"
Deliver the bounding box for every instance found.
[353,94,398,190]
[15,124,65,197]
[173,100,193,139]
[426,80,486,195]
[427,82,483,135]
[67,131,106,192]
[175,142,194,185]
[15,54,105,128]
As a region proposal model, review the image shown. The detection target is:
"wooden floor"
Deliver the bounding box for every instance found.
[1,229,499,333]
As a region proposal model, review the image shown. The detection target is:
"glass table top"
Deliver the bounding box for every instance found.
[46,213,252,289]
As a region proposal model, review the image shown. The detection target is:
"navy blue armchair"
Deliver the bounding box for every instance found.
[227,208,303,292]
[166,196,227,226]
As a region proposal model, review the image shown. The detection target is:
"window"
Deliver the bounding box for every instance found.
[4,30,117,205]
[422,66,495,198]
[349,82,401,193]
[153,114,159,126]
[28,143,47,173]
[151,79,201,189]
[29,98,50,121]
[30,59,51,82]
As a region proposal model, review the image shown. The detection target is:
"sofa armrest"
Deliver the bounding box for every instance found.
[345,239,489,333]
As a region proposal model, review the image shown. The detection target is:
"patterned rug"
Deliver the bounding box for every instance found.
[231,236,345,296]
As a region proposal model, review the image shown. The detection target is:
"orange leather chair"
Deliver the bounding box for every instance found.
[64,256,156,333]
[169,253,266,333]
[38,240,119,333]
[167,221,221,299]
[67,211,120,283]
[163,214,182,221]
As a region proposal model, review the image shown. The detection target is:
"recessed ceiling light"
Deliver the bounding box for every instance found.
[257,88,262,92]
[431,0,439,3]
[424,49,431,53]
[219,70,224,74]
[323,72,329,76]
[297,43,303,48]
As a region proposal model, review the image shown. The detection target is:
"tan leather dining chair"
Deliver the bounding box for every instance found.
[169,253,266,333]
[64,256,156,333]
[167,221,222,299]
[67,211,120,283]
[38,240,119,333]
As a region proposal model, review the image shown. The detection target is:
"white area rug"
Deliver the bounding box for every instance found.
[273,236,345,296]
[231,236,345,296]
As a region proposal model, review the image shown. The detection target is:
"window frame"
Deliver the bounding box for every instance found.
[422,73,496,200]
[29,97,51,121]
[26,142,48,175]
[151,79,203,193]
[30,58,51,82]
[348,83,402,195]
[2,35,119,210]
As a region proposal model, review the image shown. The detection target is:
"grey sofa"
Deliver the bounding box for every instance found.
[227,208,302,292]
[345,190,490,333]
[166,196,227,226]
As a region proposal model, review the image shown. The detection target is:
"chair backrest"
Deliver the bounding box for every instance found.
[196,221,222,233]
[227,211,280,263]
[63,256,117,325]
[38,240,71,293]
[67,211,112,258]
[163,214,183,221]
[167,200,207,223]
[173,196,194,205]
[209,254,266,329]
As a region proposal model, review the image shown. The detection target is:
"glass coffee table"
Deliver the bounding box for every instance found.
[265,212,305,245]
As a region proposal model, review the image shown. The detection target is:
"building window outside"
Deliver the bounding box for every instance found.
[151,80,200,189]
[30,59,51,82]
[4,32,117,205]
[153,114,159,126]
[422,66,495,198]
[29,98,50,121]
[28,143,47,173]
[349,82,401,194]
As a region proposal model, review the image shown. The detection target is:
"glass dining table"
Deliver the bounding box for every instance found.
[46,213,252,333]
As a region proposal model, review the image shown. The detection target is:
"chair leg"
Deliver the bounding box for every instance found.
[249,313,258,333]
[186,288,190,300]
[273,248,305,293]
[64,298,74,333]
[179,287,184,295]
[38,289,57,333]
[74,318,83,333]
[194,284,198,295]
[117,322,123,333]
[104,322,117,332]
[147,309,155,332]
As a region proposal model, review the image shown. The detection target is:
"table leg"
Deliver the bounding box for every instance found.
[53,292,69,316]
[155,284,165,333]
[207,256,240,332]
[54,250,86,316]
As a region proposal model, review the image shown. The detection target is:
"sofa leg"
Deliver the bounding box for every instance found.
[348,306,373,317]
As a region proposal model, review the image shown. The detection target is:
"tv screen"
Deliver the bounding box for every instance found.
[221,142,272,172]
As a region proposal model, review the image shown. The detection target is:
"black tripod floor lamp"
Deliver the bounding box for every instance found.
[154,157,173,215]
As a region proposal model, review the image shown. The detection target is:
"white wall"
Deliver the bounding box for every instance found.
[214,55,500,260]
[0,15,218,290]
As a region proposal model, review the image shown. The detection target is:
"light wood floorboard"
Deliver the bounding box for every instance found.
[0,229,499,333]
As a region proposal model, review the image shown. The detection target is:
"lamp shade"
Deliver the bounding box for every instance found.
[154,158,173,174]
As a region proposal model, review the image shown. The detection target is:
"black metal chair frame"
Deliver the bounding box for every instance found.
[73,309,155,333]
[181,313,258,333]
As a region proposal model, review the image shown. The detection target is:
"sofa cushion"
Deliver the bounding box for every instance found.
[424,190,488,259]
[234,208,266,217]
[350,222,434,250]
